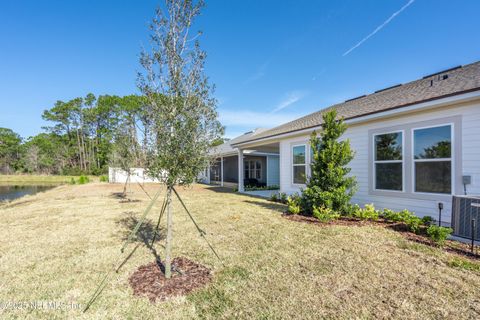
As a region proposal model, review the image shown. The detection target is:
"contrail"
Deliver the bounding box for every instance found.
[343,0,415,56]
[271,91,306,113]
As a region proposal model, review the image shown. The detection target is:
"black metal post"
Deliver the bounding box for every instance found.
[438,202,443,227]
[471,218,476,254]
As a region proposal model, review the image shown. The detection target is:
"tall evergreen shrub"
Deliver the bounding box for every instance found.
[301,109,357,214]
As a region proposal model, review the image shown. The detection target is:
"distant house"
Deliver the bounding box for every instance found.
[227,61,480,225]
[108,167,160,184]
[200,129,280,188]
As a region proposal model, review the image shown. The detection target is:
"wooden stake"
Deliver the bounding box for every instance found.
[165,186,173,279]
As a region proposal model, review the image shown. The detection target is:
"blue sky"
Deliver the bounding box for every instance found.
[1,0,480,139]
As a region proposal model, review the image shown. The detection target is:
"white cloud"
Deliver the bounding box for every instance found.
[343,0,415,56]
[271,90,307,113]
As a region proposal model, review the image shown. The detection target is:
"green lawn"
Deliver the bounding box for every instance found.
[0,174,98,184]
[0,183,479,319]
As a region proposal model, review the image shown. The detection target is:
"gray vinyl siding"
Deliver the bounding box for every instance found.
[267,155,280,186]
[279,100,480,224]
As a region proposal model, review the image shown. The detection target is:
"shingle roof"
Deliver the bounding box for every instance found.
[233,61,480,145]
[210,128,269,155]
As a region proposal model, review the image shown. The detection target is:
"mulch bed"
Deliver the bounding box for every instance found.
[282,213,391,227]
[282,212,480,260]
[129,257,212,302]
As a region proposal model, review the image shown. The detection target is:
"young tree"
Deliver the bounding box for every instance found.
[301,109,357,214]
[112,126,140,196]
[138,0,223,278]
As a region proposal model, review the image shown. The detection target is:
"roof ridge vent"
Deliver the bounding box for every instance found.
[422,65,462,79]
[344,95,366,103]
[374,84,402,93]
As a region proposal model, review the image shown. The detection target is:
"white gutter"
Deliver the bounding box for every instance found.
[209,150,279,158]
[233,90,480,148]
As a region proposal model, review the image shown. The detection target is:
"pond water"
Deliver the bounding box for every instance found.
[0,185,56,202]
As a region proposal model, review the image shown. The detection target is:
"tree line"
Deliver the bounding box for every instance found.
[1,94,157,175]
[0,93,226,176]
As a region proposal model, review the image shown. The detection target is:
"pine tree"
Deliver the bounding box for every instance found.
[301,109,357,214]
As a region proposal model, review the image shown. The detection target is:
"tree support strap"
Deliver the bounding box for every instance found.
[172,187,224,266]
[84,187,164,312]
[84,185,224,312]
[120,187,164,253]
[135,180,152,200]
[151,193,168,246]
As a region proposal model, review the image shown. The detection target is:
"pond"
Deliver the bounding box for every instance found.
[0,185,56,202]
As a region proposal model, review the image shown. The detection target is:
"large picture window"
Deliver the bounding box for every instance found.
[292,145,306,184]
[374,132,403,191]
[413,125,452,194]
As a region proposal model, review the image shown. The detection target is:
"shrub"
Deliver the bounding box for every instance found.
[245,185,280,191]
[300,110,357,215]
[351,203,379,221]
[398,209,416,222]
[78,175,90,184]
[279,192,288,204]
[426,225,453,246]
[382,208,401,222]
[99,175,108,182]
[69,177,76,185]
[421,216,434,226]
[345,203,361,216]
[312,206,340,222]
[270,193,278,202]
[287,196,301,215]
[405,216,422,234]
[381,208,424,233]
[382,208,416,223]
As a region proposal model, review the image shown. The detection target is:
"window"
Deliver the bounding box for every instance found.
[413,125,452,194]
[292,145,306,184]
[374,132,403,191]
[244,160,261,180]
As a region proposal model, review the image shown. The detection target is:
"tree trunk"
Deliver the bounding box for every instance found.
[76,129,84,171]
[165,186,173,279]
[122,172,130,197]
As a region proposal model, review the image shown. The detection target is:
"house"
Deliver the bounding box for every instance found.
[230,61,480,225]
[200,129,280,188]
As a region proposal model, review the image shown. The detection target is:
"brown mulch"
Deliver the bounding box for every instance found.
[129,257,212,302]
[282,212,480,260]
[282,213,391,227]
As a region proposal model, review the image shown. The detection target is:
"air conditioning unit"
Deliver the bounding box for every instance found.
[451,195,480,239]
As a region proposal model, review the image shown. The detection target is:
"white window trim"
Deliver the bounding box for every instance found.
[411,123,454,195]
[292,144,307,186]
[244,159,262,180]
[373,130,405,193]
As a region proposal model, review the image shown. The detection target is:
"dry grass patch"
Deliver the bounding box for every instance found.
[0,183,479,319]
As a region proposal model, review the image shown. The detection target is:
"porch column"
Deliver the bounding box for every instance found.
[238,149,244,192]
[220,156,224,187]
[207,164,211,184]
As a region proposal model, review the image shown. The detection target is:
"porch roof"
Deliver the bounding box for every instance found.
[210,128,269,156]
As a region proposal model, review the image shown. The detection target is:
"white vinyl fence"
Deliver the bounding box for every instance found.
[108,167,160,184]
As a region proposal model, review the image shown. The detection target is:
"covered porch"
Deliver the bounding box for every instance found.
[204,142,280,191]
